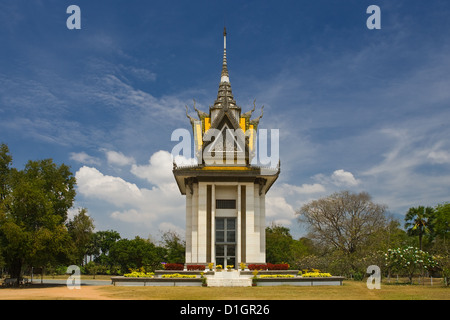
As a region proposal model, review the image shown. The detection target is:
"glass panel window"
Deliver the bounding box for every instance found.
[226,245,235,256]
[216,230,224,243]
[216,218,225,229]
[216,245,224,256]
[227,218,236,229]
[215,218,236,268]
[227,231,235,243]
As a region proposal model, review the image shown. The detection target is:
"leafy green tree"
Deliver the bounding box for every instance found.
[433,203,450,244]
[109,237,164,273]
[405,206,434,250]
[0,150,76,284]
[265,223,311,265]
[67,208,95,265]
[90,230,121,260]
[160,230,185,263]
[266,224,293,264]
[0,143,12,202]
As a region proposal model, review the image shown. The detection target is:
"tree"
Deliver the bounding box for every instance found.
[160,230,185,263]
[67,208,95,265]
[90,230,121,260]
[109,237,164,273]
[405,206,434,250]
[266,224,293,264]
[0,155,76,284]
[265,223,311,265]
[296,191,387,256]
[0,143,12,202]
[434,203,450,244]
[384,246,439,283]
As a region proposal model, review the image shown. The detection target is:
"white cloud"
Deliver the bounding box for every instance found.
[290,183,326,194]
[70,151,101,165]
[331,169,360,187]
[313,169,360,188]
[75,166,142,207]
[131,150,174,186]
[103,149,135,166]
[265,195,296,226]
[75,151,185,236]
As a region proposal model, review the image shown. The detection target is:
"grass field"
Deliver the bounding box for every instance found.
[98,281,449,300]
[1,279,448,300]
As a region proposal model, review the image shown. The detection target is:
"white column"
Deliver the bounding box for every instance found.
[245,183,257,262]
[198,182,208,263]
[211,184,216,264]
[191,184,198,262]
[259,191,266,262]
[185,189,192,263]
[253,184,262,263]
[236,184,241,265]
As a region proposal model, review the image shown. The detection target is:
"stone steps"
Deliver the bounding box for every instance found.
[206,270,252,287]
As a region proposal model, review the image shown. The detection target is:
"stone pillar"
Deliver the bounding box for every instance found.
[236,184,241,264]
[185,187,192,263]
[191,183,198,262]
[198,182,207,263]
[259,191,266,262]
[211,184,216,264]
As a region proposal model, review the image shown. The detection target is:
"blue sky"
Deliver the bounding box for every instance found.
[1,0,450,240]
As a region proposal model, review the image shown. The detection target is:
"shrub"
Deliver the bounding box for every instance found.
[163,263,184,270]
[302,272,332,277]
[124,268,155,278]
[161,273,196,279]
[385,247,440,283]
[248,264,267,270]
[268,263,289,270]
[259,274,294,278]
[248,263,290,270]
[187,265,205,271]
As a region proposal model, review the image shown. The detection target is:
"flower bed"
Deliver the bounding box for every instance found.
[163,263,184,270]
[259,274,294,278]
[161,273,197,279]
[302,272,332,277]
[186,265,205,271]
[124,271,155,278]
[248,263,289,270]
[123,268,155,277]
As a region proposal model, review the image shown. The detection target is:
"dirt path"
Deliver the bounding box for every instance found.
[0,285,118,300]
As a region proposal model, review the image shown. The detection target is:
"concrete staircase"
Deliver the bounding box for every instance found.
[206,270,252,287]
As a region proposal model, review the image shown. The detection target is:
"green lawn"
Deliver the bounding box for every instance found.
[98,280,450,300]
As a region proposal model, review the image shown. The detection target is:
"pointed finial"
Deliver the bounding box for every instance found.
[221,27,229,83]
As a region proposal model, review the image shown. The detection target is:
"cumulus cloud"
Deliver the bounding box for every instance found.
[131,150,174,186]
[313,169,360,187]
[103,149,136,166]
[331,169,360,187]
[265,195,296,226]
[131,150,197,186]
[75,151,185,236]
[75,166,142,207]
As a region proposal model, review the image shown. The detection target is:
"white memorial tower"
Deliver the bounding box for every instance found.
[173,28,279,268]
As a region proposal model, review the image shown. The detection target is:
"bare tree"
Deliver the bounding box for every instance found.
[296,191,387,255]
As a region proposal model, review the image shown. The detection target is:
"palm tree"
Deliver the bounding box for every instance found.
[405,206,433,250]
